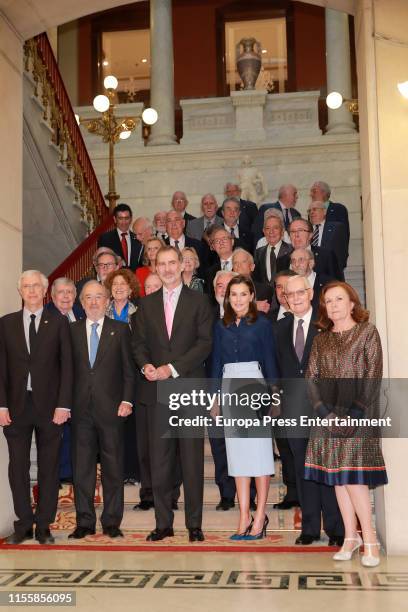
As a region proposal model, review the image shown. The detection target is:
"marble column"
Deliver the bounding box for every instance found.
[325,8,356,134]
[0,14,23,536]
[148,0,177,145]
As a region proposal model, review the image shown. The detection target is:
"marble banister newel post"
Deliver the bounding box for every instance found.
[231,90,267,142]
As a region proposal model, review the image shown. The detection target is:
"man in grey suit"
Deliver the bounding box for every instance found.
[186,193,223,241]
[68,281,135,540]
[253,215,293,284]
[132,246,213,542]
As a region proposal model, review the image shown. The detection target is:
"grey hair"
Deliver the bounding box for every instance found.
[263,209,284,229]
[285,274,312,291]
[18,270,48,291]
[278,184,296,199]
[222,196,240,210]
[232,247,254,265]
[133,216,153,230]
[79,280,109,303]
[51,277,76,297]
[213,270,238,289]
[290,248,315,263]
[313,181,331,198]
[92,247,121,267]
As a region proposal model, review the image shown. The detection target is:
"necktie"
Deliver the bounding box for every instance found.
[284,208,290,229]
[174,240,180,251]
[295,319,305,362]
[312,224,320,247]
[269,246,276,281]
[121,233,129,265]
[230,227,235,237]
[29,313,37,354]
[89,322,99,367]
[164,290,174,339]
[222,260,229,271]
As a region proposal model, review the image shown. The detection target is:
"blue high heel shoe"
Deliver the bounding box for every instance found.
[243,515,269,540]
[229,516,254,541]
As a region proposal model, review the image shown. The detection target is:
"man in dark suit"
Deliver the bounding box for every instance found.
[310,181,350,244]
[289,218,343,281]
[75,248,121,307]
[97,203,143,271]
[308,200,348,272]
[224,182,258,225]
[289,249,333,311]
[165,210,207,274]
[231,248,273,313]
[132,246,213,542]
[252,184,301,242]
[0,270,73,545]
[267,269,297,324]
[275,275,344,545]
[221,197,253,253]
[171,190,196,225]
[186,193,223,241]
[206,227,236,301]
[68,281,135,540]
[253,215,293,285]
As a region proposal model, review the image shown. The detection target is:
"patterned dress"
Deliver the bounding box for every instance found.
[304,321,388,487]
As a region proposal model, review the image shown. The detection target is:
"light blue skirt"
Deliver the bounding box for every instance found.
[222,361,274,477]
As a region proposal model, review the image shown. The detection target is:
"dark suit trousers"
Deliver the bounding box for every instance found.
[288,437,344,537]
[71,405,124,529]
[274,435,298,502]
[4,392,63,533]
[136,402,181,503]
[148,403,203,529]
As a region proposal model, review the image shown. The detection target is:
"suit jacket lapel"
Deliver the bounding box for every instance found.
[17,311,29,359]
[287,316,301,364]
[93,317,115,367]
[302,324,317,368]
[77,319,90,368]
[153,290,170,343]
[170,286,188,340]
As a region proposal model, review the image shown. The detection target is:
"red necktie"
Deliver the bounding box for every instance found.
[121,233,128,265]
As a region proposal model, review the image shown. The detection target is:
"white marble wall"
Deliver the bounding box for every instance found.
[77,94,362,285]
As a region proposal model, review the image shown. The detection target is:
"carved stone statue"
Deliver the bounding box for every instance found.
[238,156,267,204]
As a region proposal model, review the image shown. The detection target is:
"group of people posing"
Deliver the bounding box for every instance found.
[0,180,387,568]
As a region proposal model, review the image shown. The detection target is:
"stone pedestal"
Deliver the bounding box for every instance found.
[231,90,267,142]
[325,8,356,134]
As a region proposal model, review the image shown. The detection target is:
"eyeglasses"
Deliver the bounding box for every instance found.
[96,262,116,269]
[289,229,310,235]
[284,289,310,300]
[213,237,232,245]
[22,283,43,290]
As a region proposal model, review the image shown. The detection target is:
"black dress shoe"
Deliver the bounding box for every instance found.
[328,535,345,547]
[273,499,300,510]
[172,501,179,510]
[295,533,320,545]
[102,526,123,538]
[68,527,96,539]
[5,529,33,544]
[216,498,235,511]
[35,528,55,545]
[133,500,154,511]
[188,528,204,542]
[146,527,174,542]
[249,499,257,512]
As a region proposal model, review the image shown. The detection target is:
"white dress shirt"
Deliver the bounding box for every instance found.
[277,305,288,321]
[292,307,313,347]
[266,240,283,281]
[169,235,185,250]
[162,283,184,378]
[116,228,131,265]
[224,223,239,239]
[220,256,233,271]
[23,307,43,391]
[65,310,76,322]
[307,270,316,289]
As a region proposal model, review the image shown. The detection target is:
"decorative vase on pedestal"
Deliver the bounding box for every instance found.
[236,37,262,90]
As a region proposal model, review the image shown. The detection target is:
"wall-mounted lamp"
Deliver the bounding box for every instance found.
[397,81,408,99]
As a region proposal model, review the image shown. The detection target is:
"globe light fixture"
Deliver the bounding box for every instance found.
[103,75,118,91]
[93,94,110,113]
[326,91,343,110]
[142,107,159,125]
[119,129,132,140]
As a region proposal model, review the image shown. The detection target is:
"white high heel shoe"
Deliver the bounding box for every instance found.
[361,542,380,567]
[332,534,363,561]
